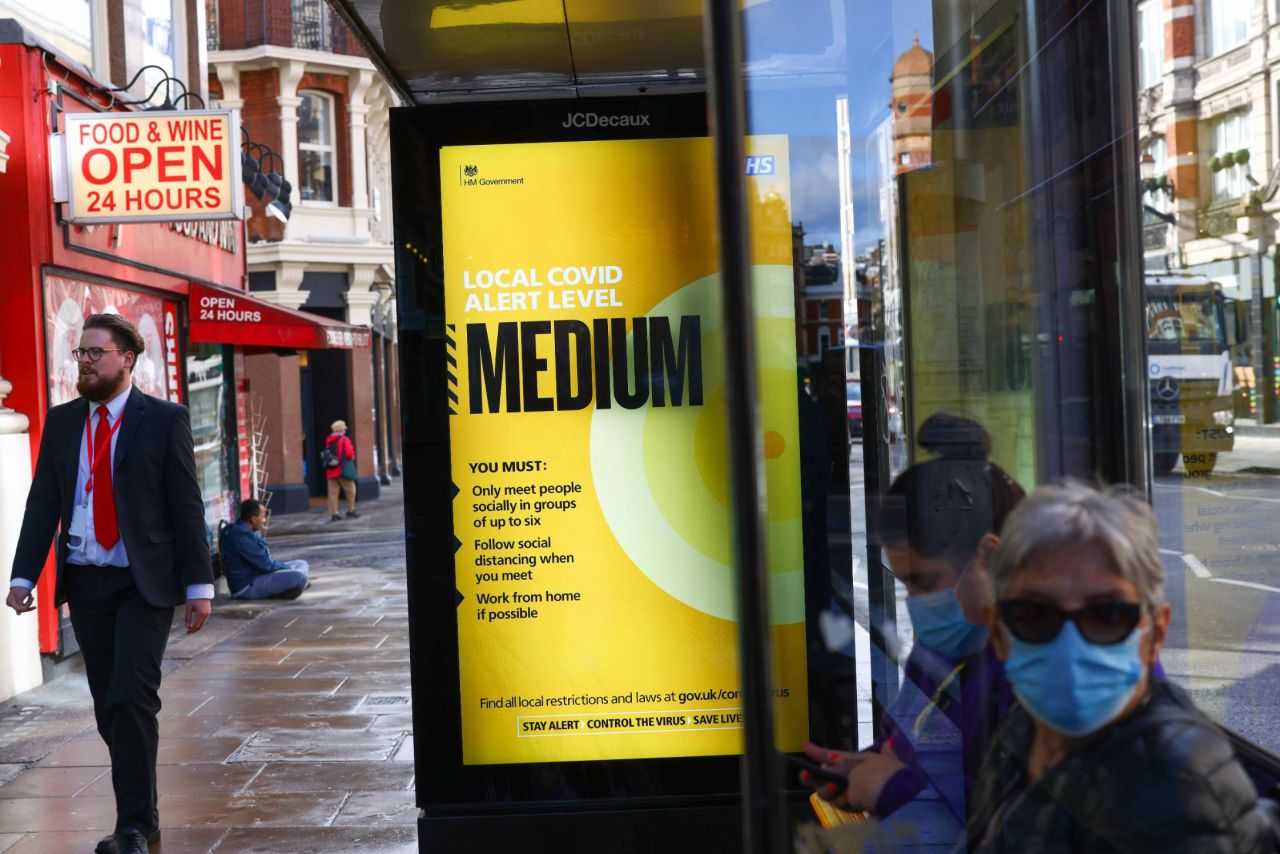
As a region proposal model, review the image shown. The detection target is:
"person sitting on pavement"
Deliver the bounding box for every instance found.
[968,480,1277,852]
[800,414,1025,837]
[324,419,360,522]
[221,499,309,600]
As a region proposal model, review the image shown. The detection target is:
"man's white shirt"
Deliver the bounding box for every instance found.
[11,386,215,601]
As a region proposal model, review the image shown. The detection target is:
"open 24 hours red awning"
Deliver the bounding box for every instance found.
[187,283,371,349]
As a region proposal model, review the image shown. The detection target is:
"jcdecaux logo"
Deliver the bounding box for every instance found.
[561,112,652,128]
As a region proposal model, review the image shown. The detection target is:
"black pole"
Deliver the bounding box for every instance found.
[702,2,785,852]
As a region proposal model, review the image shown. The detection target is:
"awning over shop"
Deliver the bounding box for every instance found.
[187,283,371,350]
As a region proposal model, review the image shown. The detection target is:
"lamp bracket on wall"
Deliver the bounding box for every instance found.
[87,66,207,111]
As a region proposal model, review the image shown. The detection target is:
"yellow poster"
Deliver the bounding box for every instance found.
[442,135,807,765]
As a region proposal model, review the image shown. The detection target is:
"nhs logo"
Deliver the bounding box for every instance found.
[744,155,775,175]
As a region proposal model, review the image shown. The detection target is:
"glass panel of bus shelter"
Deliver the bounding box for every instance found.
[1136,4,1280,752]
[740,0,1153,842]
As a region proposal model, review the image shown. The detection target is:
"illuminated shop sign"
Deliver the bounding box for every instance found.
[58,110,243,224]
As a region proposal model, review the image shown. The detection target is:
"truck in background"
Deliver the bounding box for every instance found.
[1145,274,1235,475]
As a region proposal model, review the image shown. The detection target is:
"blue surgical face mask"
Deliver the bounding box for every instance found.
[1003,620,1144,737]
[906,587,989,659]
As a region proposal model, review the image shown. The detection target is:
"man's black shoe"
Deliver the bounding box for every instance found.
[346,511,361,518]
[272,585,305,600]
[95,828,159,853]
[329,514,342,521]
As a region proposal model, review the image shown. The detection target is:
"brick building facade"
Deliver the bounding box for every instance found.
[208,0,400,511]
[1138,0,1279,423]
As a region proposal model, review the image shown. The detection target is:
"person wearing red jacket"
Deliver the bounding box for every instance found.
[324,419,359,521]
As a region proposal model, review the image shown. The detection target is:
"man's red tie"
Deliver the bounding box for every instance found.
[93,405,119,549]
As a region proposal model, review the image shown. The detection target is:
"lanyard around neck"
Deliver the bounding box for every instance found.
[84,408,125,495]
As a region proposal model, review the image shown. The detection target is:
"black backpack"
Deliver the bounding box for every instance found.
[321,439,342,469]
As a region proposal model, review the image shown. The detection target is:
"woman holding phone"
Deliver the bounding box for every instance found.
[799,414,1024,837]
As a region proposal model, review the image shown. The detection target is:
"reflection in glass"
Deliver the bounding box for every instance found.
[0,0,92,68]
[186,344,235,549]
[140,0,176,102]
[735,0,1280,841]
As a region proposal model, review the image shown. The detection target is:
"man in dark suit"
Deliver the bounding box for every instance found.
[6,313,213,854]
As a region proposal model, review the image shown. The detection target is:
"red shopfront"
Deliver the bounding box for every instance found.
[0,28,369,655]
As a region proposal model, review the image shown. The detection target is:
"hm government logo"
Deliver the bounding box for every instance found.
[460,163,525,188]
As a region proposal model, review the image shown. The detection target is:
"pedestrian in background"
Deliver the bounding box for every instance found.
[221,499,309,600]
[324,419,359,521]
[6,313,213,854]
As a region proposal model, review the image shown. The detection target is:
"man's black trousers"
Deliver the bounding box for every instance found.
[66,565,173,836]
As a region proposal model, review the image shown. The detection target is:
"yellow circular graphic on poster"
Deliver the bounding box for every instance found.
[589,267,805,624]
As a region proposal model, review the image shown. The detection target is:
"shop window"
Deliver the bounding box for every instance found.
[298,90,337,204]
[1207,0,1249,57]
[1138,0,1164,89]
[1210,110,1251,201]
[186,344,236,548]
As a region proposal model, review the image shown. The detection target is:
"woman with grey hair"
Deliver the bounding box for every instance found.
[967,481,1276,852]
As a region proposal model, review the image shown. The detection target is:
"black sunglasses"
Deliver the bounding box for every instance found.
[997,598,1142,645]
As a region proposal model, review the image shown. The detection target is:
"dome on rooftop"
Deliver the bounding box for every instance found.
[893,34,933,79]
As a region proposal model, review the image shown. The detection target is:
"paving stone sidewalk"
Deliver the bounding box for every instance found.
[0,481,417,853]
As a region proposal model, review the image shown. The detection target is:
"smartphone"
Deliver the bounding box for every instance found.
[784,754,849,792]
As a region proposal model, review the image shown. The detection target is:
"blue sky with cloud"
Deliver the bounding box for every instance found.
[744,0,935,253]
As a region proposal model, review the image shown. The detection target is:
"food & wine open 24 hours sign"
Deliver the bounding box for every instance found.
[57,109,243,224]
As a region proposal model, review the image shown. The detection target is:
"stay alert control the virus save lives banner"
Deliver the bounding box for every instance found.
[441,135,807,765]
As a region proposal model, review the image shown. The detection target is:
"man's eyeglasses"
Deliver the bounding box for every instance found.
[72,348,127,363]
[997,598,1142,645]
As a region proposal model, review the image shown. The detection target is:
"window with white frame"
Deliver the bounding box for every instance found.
[298,91,336,204]
[1143,137,1170,213]
[1138,1,1164,89]
[1207,0,1249,57]
[1210,110,1251,201]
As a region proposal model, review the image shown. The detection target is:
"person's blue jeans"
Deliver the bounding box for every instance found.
[231,560,309,599]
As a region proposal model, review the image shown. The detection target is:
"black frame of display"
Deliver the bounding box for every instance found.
[390,93,855,850]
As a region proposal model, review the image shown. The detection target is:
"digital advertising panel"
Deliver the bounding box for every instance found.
[440,134,808,766]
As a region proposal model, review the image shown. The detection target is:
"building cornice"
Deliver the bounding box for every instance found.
[247,240,395,268]
[209,45,378,77]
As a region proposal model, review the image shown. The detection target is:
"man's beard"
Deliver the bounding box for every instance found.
[76,366,125,402]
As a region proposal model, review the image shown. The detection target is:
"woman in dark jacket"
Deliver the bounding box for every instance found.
[802,415,1024,835]
[969,481,1275,852]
